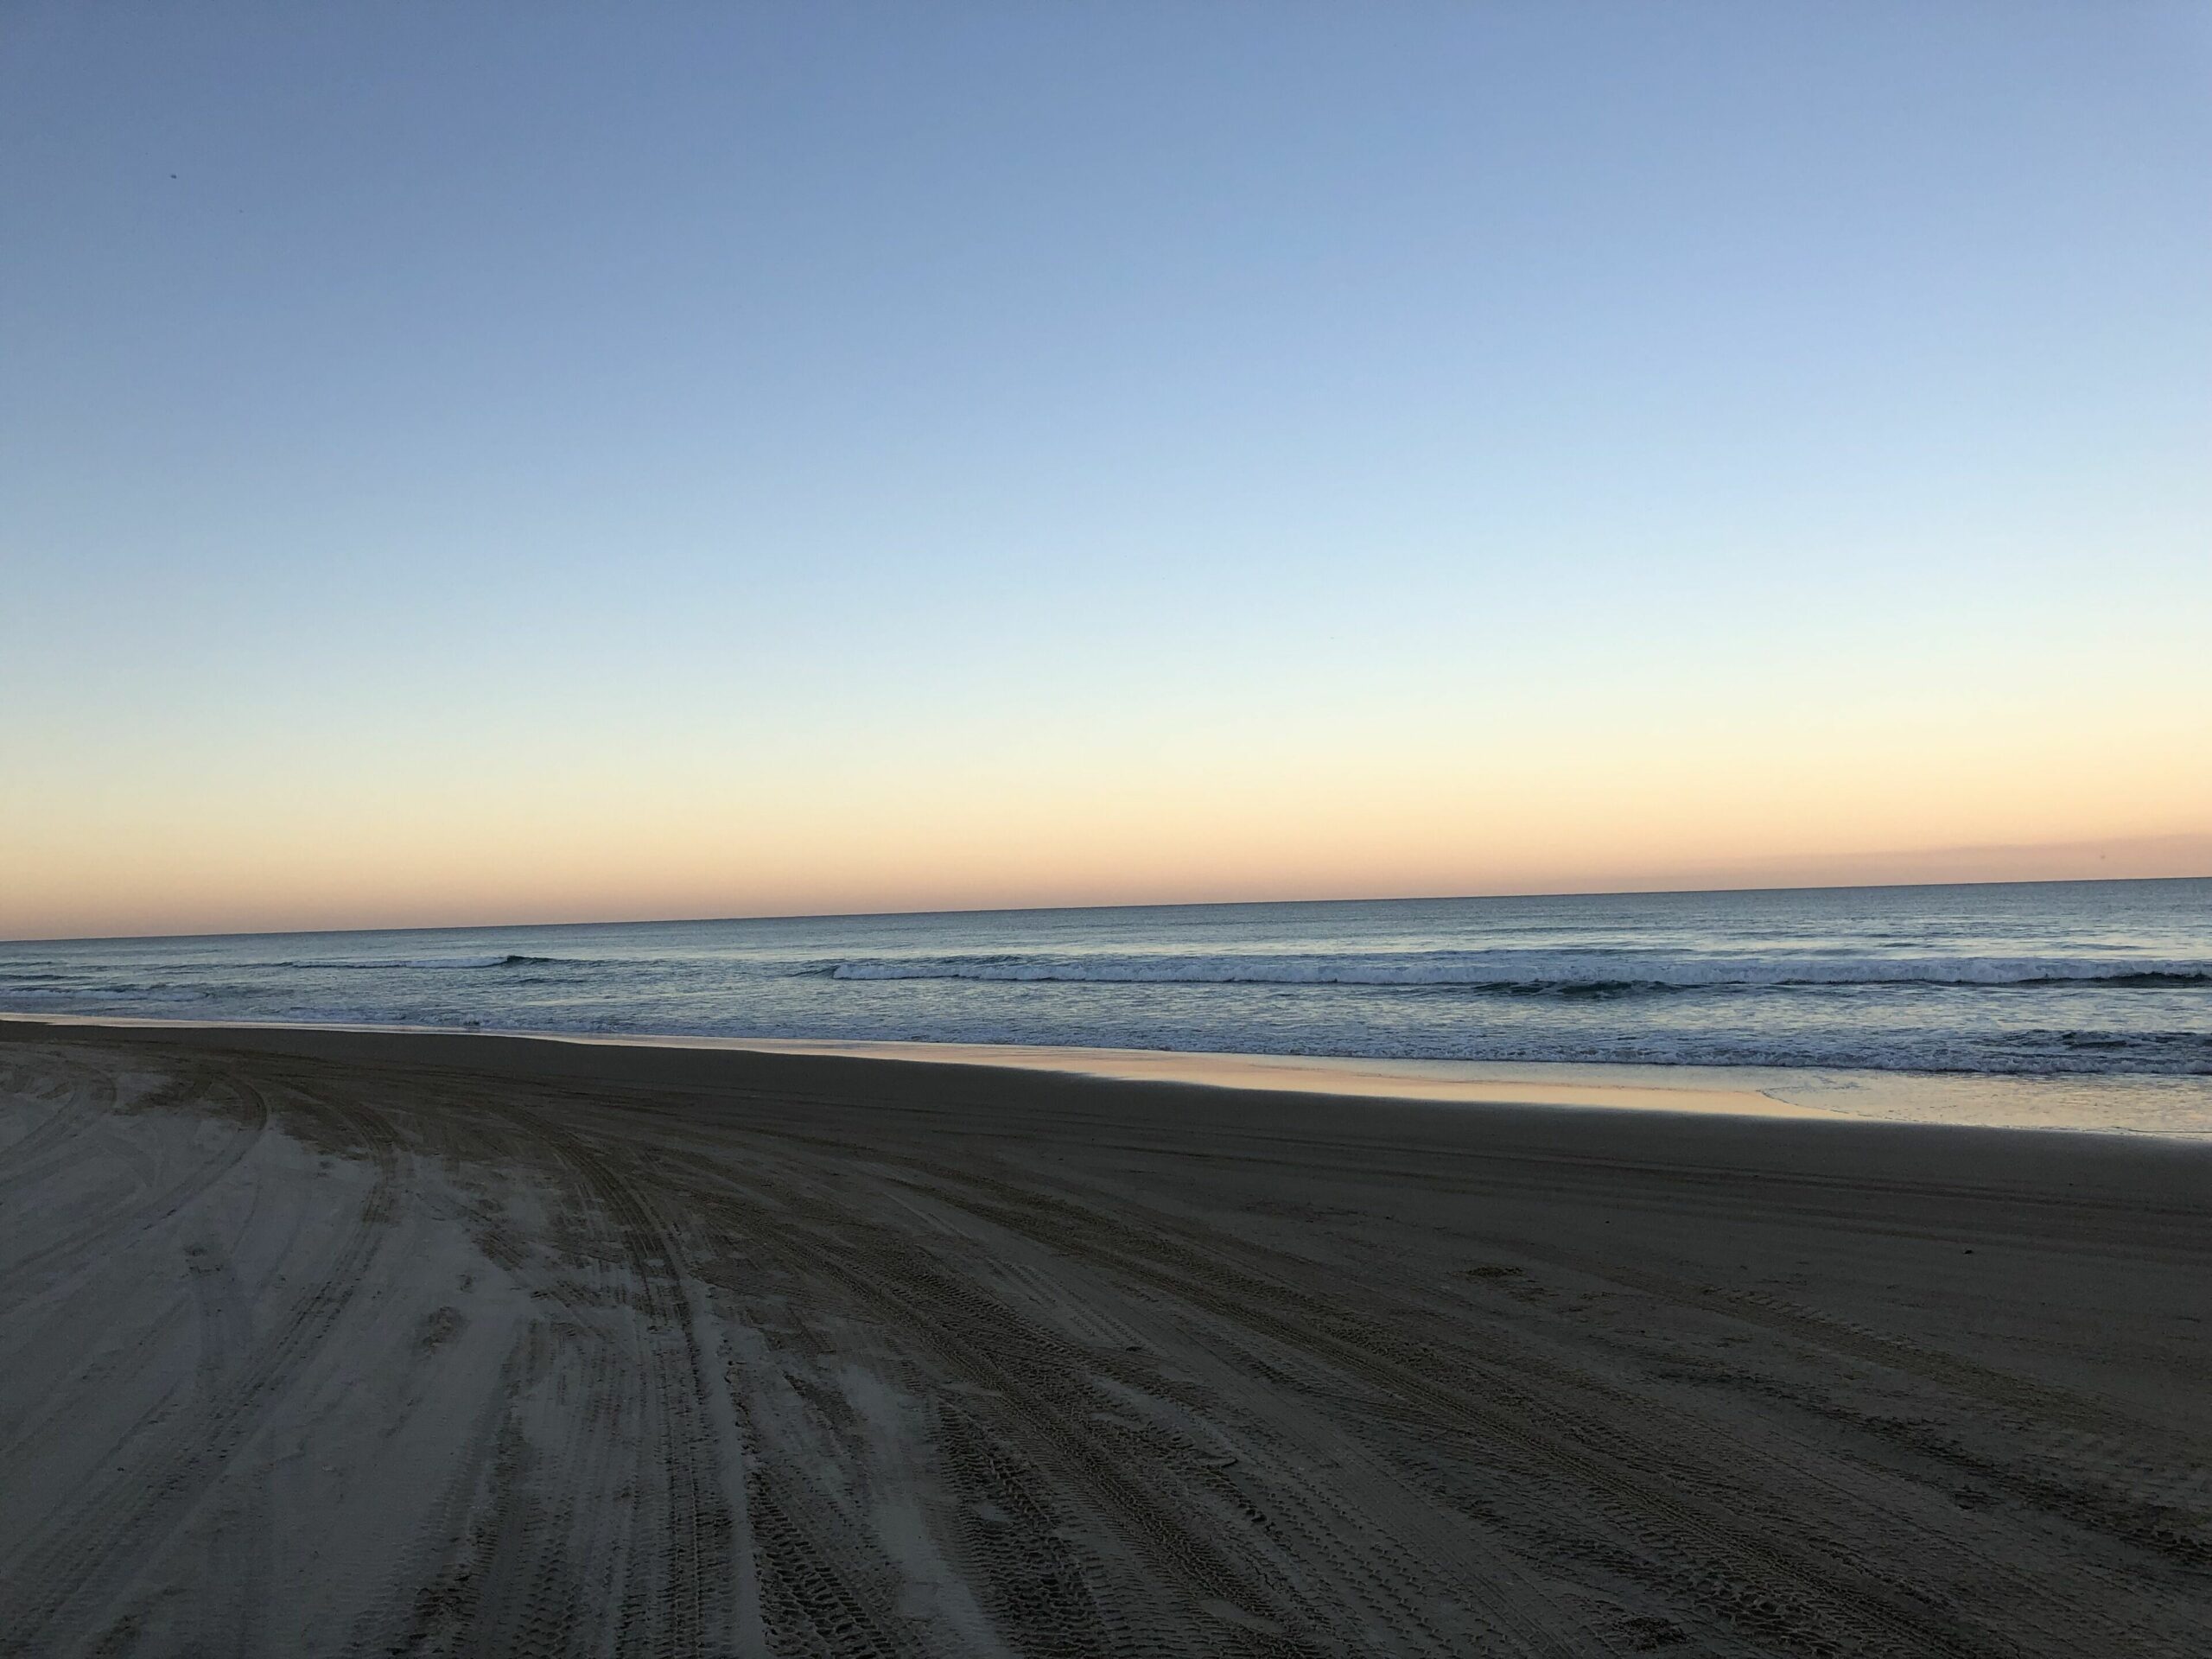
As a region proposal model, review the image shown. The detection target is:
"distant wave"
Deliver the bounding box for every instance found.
[265,952,574,971]
[827,950,2212,990]
[0,984,211,1001]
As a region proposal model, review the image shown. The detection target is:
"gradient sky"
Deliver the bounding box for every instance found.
[4,3,2209,939]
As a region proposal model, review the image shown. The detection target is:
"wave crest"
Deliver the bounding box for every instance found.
[264,952,580,971]
[827,950,2212,991]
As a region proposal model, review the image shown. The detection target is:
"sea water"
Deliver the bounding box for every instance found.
[4,879,2208,1131]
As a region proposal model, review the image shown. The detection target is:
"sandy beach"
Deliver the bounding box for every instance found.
[2,1020,2208,1657]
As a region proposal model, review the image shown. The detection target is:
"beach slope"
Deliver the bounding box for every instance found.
[2,1021,2207,1656]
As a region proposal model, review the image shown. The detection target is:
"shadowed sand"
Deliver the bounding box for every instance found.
[2,1020,2208,1656]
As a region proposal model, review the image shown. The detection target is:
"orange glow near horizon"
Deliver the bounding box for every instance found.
[7,723,2208,939]
[9,548,2209,942]
[8,832,2209,943]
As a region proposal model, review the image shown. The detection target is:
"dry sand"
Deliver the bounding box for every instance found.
[1,1020,2207,1657]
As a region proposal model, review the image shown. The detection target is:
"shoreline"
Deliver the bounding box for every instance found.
[4,1008,2208,1137]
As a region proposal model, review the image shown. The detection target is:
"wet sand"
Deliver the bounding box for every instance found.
[2,1020,2208,1656]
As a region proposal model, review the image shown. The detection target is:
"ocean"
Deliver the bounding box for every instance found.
[4,878,2209,1131]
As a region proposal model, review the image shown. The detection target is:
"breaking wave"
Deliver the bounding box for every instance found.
[828,950,2212,991]
[265,952,575,971]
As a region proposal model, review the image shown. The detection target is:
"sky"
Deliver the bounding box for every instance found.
[3,3,2209,940]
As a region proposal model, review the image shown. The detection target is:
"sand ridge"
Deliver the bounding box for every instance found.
[2,1021,2209,1656]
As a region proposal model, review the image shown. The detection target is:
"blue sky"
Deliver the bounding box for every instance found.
[3,3,2209,936]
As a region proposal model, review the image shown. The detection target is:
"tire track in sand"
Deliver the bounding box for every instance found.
[0,1072,391,1656]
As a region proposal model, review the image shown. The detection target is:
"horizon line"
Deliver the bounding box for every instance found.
[7,866,2205,950]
